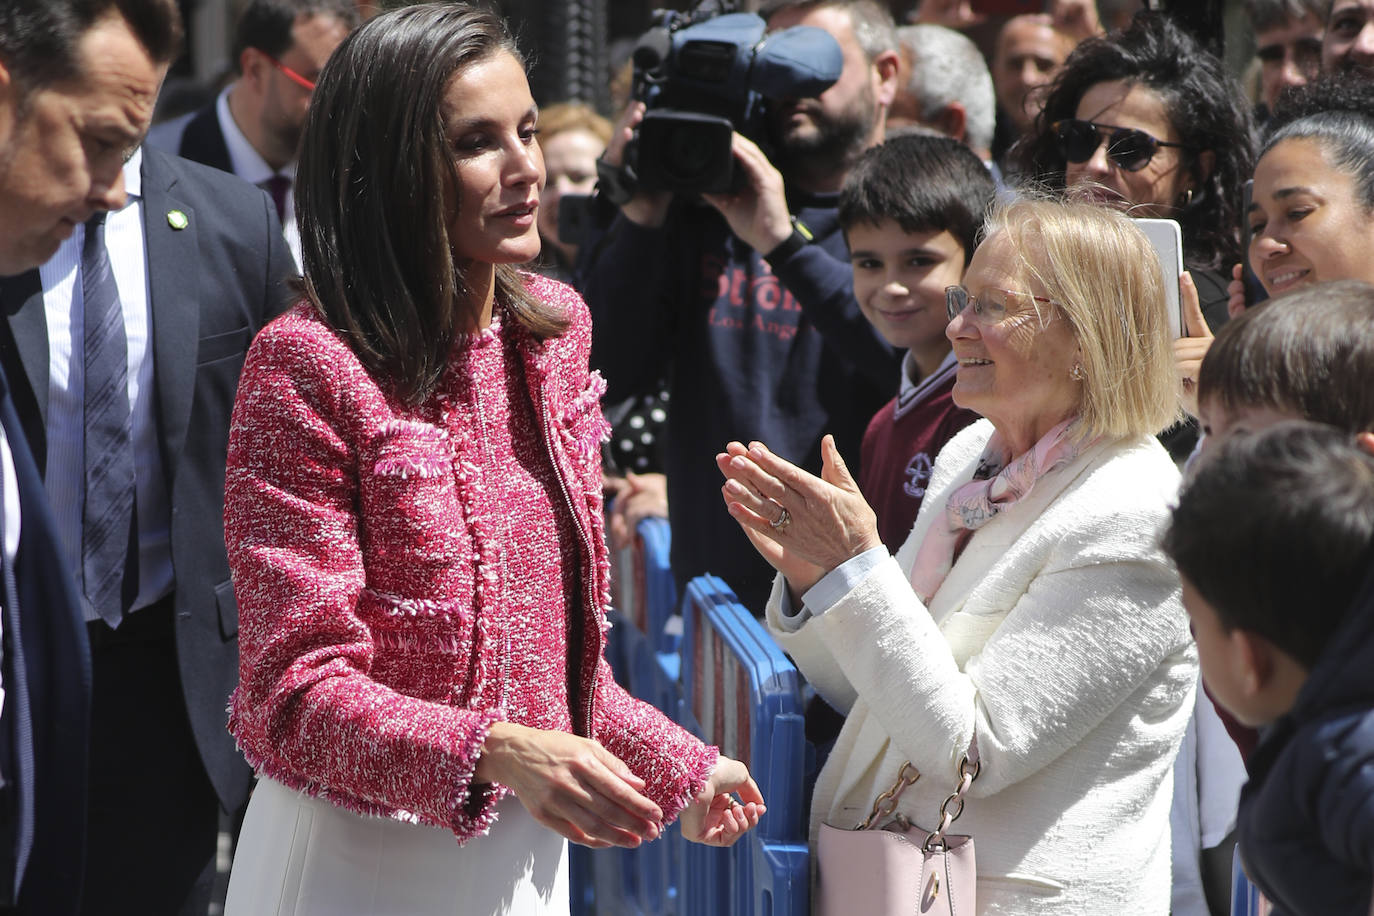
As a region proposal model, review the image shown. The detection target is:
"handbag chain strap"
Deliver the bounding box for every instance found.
[856,739,982,837]
[923,751,981,851]
[856,760,919,830]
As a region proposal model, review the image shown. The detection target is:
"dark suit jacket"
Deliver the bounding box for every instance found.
[0,146,296,815]
[166,104,233,175]
[0,364,89,916]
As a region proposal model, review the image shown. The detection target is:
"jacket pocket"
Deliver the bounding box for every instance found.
[360,420,467,590]
[356,588,469,703]
[197,326,251,365]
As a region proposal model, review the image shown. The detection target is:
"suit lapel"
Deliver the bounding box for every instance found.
[0,272,51,464]
[141,152,199,469]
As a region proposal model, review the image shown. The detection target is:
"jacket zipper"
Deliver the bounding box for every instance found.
[538,385,599,739]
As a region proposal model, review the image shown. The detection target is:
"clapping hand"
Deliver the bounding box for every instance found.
[717,435,881,597]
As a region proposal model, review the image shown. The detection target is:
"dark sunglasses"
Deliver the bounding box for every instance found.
[1051,118,1188,172]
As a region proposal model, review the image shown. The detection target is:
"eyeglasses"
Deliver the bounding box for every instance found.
[264,53,316,91]
[1051,118,1188,172]
[945,285,1059,324]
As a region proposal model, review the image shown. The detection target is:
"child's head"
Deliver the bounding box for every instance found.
[839,134,996,361]
[1196,279,1374,460]
[1163,421,1374,726]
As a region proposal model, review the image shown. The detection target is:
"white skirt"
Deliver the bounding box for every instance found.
[225,777,569,916]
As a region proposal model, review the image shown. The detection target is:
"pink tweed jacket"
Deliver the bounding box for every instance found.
[224,274,716,842]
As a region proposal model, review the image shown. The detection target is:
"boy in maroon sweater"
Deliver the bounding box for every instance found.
[840,134,995,549]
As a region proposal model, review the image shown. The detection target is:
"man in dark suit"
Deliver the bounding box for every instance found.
[0,1,182,913]
[146,0,356,269]
[0,143,294,913]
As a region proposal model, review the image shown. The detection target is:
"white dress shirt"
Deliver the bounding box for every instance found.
[216,87,302,270]
[0,425,17,715]
[39,148,173,622]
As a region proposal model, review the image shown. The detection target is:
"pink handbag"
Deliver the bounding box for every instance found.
[816,745,980,916]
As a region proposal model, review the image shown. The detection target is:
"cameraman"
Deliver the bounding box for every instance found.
[581,0,902,614]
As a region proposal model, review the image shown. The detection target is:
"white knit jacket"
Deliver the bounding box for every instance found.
[768,420,1198,915]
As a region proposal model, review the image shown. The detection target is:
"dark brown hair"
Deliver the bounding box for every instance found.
[0,0,182,97]
[232,0,359,67]
[1198,279,1374,433]
[1164,421,1374,669]
[1010,12,1255,272]
[296,1,568,404]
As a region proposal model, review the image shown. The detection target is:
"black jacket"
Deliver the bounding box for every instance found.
[1237,566,1374,914]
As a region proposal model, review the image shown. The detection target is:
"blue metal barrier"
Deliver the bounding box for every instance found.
[579,527,811,916]
[638,518,679,654]
[678,575,810,916]
[611,517,678,652]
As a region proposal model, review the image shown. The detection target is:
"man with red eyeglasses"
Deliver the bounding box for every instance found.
[148,0,357,269]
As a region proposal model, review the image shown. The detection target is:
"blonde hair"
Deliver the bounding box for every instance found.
[538,101,613,146]
[985,196,1183,440]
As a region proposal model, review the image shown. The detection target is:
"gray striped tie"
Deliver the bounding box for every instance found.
[81,213,135,627]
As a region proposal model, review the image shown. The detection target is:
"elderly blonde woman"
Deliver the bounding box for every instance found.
[718,197,1198,913]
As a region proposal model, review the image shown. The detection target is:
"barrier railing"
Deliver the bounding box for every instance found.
[677,575,809,916]
[612,517,678,653]
[577,521,810,916]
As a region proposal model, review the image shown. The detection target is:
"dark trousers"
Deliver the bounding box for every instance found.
[79,599,218,916]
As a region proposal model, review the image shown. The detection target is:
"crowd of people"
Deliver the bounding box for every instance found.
[0,0,1370,915]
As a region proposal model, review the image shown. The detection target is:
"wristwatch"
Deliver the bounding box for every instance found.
[765,216,814,264]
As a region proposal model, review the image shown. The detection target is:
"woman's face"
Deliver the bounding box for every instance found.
[1063,79,1195,218]
[440,51,544,266]
[1248,137,1374,296]
[537,128,603,257]
[946,230,1083,454]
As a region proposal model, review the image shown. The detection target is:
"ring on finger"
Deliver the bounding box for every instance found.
[769,504,791,531]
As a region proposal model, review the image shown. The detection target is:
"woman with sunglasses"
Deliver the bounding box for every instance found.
[1013,12,1255,327]
[719,197,1195,913]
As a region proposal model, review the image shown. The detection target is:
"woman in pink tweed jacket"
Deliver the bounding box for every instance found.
[221,6,763,914]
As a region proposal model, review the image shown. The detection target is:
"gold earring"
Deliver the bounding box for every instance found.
[1070,364,1086,381]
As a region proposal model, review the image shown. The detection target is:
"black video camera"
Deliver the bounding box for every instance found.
[625,7,843,195]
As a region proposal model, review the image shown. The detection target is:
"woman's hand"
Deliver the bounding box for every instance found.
[475,722,663,848]
[717,435,881,596]
[1227,262,1248,319]
[679,755,766,847]
[1172,271,1213,419]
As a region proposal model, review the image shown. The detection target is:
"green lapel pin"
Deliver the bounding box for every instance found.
[166,209,189,230]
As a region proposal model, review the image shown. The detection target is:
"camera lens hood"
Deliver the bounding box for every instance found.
[751,25,843,100]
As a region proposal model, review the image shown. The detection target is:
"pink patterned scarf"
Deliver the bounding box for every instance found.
[909,418,1092,604]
